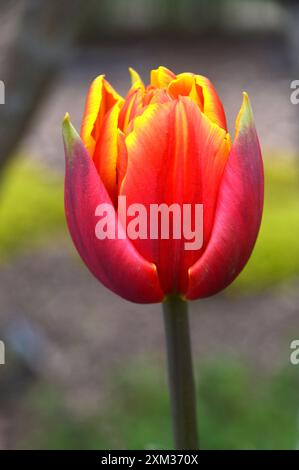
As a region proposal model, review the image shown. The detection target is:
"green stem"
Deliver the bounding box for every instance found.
[162,296,199,450]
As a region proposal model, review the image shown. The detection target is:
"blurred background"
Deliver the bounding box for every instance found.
[0,0,299,450]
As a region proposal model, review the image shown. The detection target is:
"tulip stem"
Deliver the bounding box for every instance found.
[162,296,198,450]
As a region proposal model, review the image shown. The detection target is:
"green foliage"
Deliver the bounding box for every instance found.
[230,159,299,293]
[23,360,299,450]
[198,361,298,450]
[0,159,65,261]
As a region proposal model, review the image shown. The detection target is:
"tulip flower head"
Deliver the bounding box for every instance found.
[63,66,263,303]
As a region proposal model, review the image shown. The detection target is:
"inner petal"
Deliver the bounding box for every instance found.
[93,103,120,205]
[194,75,227,130]
[118,87,144,133]
[150,66,176,89]
[80,75,124,158]
[167,73,194,98]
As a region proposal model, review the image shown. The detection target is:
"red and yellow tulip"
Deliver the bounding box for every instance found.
[63,66,264,303]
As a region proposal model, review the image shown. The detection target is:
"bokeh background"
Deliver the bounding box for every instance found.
[0,0,299,449]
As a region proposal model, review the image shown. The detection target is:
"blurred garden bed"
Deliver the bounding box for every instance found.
[6,359,299,450]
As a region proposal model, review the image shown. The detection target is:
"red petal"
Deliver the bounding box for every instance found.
[63,115,164,303]
[121,98,230,295]
[186,93,264,299]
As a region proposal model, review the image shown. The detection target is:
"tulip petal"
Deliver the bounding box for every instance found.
[168,73,204,111]
[167,73,226,128]
[121,97,230,295]
[129,67,144,88]
[167,73,194,99]
[92,104,120,205]
[150,66,176,88]
[63,114,164,303]
[148,88,171,105]
[194,75,227,130]
[80,75,124,157]
[118,87,144,133]
[186,93,264,299]
[117,129,128,189]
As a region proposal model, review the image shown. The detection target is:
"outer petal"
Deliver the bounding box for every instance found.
[186,93,264,300]
[63,114,164,303]
[121,98,230,295]
[80,75,124,157]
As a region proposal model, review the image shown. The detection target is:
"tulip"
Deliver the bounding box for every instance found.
[63,66,263,303]
[63,66,263,449]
